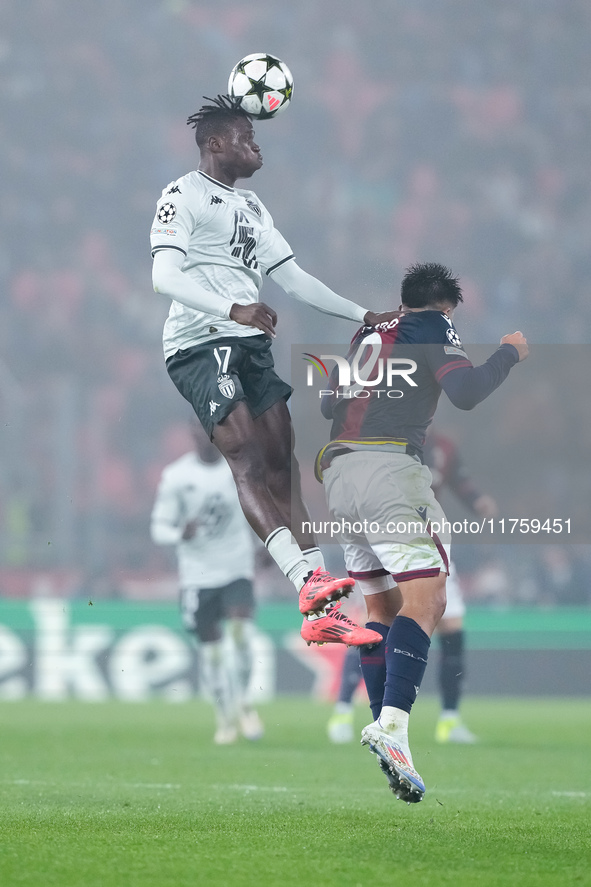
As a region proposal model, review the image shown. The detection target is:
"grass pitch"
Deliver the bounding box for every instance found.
[1,697,589,887]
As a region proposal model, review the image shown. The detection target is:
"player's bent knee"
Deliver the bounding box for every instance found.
[360,580,401,626]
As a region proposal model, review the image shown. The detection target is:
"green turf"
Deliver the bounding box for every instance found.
[0,697,589,887]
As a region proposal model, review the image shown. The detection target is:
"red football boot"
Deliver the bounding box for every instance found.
[300,603,383,647]
[298,568,355,616]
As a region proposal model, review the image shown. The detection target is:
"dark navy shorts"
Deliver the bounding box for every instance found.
[179,577,255,641]
[166,334,292,437]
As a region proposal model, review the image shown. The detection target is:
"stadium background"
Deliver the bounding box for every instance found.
[1,0,590,696]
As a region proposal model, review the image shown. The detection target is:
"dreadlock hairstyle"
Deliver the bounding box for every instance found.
[187,95,251,149]
[400,262,464,309]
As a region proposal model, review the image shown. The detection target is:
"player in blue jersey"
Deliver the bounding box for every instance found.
[425,432,498,744]
[317,262,528,802]
[151,96,400,650]
[326,430,498,746]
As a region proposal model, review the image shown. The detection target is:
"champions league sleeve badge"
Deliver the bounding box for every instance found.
[157,202,177,224]
[446,328,462,347]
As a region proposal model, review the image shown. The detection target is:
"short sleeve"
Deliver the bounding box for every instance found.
[150,180,201,259]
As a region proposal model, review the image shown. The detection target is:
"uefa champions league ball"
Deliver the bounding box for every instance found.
[228,53,294,119]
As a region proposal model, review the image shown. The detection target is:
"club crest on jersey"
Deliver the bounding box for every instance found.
[157,202,177,223]
[217,374,235,399]
[446,328,462,347]
[245,198,261,217]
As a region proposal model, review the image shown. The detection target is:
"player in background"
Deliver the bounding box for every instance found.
[326,430,498,745]
[150,96,400,651]
[150,421,263,745]
[425,431,498,743]
[317,262,528,802]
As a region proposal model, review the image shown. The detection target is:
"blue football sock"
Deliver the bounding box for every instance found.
[337,646,362,705]
[439,629,464,711]
[382,615,431,714]
[359,622,389,721]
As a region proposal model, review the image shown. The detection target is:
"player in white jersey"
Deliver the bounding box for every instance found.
[150,421,263,745]
[151,96,398,650]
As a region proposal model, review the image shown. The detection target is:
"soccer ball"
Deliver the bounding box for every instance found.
[228,53,293,120]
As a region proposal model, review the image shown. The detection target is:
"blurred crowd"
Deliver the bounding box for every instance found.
[1,0,590,603]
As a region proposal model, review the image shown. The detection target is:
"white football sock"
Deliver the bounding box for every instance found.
[265,526,311,591]
[378,705,410,735]
[227,618,255,708]
[302,546,325,572]
[199,639,235,728]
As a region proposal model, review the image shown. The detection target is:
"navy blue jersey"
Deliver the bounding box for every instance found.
[320,311,518,462]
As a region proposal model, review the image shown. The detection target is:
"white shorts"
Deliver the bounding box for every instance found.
[323,450,451,584]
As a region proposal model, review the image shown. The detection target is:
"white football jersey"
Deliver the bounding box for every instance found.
[150,451,255,588]
[150,170,294,357]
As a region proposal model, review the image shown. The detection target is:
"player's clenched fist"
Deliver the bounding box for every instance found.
[501,331,529,362]
[230,302,278,338]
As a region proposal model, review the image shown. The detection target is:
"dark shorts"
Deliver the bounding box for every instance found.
[166,334,292,438]
[179,577,255,641]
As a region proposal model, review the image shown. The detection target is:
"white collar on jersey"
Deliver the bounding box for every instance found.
[198,170,235,192]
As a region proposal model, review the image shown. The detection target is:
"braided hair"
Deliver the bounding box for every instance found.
[187,95,251,149]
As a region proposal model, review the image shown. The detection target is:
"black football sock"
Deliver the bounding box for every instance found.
[439,629,464,712]
[337,645,362,705]
[382,616,431,714]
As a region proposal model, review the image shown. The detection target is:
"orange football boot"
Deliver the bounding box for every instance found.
[298,568,355,616]
[300,602,383,647]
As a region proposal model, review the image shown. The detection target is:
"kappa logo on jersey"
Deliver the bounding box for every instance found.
[157,202,177,224]
[166,184,181,195]
[210,195,225,205]
[245,198,261,217]
[217,374,236,399]
[209,400,220,414]
[446,328,462,347]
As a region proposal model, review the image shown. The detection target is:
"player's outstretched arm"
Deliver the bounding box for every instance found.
[269,260,368,323]
[440,331,528,411]
[269,259,405,327]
